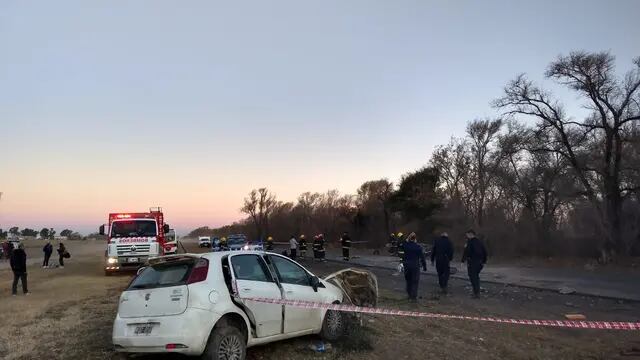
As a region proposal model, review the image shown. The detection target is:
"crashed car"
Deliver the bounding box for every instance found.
[112,251,377,359]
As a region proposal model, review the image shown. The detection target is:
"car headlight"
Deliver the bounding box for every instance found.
[243,245,249,250]
[107,257,118,264]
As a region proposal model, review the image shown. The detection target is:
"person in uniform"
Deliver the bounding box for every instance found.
[396,232,406,259]
[461,229,488,298]
[402,233,426,302]
[299,235,307,258]
[317,234,326,261]
[340,232,351,261]
[266,236,274,251]
[431,232,454,294]
[220,237,228,251]
[389,233,398,256]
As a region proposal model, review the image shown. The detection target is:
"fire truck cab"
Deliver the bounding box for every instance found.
[99,207,170,275]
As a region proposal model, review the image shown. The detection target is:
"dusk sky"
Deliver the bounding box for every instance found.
[1,0,639,235]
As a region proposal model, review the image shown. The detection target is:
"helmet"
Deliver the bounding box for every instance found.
[390,233,395,237]
[221,237,227,241]
[300,234,305,239]
[397,232,404,237]
[267,236,273,241]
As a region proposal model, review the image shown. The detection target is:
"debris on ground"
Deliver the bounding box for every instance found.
[309,341,332,353]
[564,314,587,320]
[324,268,379,307]
[558,286,577,295]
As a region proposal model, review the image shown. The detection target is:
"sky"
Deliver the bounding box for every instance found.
[1,0,639,235]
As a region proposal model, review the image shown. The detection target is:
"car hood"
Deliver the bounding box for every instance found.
[323,268,378,307]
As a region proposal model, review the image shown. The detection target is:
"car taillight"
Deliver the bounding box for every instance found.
[187,258,209,284]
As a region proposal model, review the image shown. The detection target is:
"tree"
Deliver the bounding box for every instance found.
[40,228,50,240]
[495,51,640,258]
[0,228,7,239]
[357,179,394,237]
[60,229,73,237]
[20,228,38,237]
[9,227,19,236]
[390,167,441,225]
[466,118,503,227]
[241,188,277,241]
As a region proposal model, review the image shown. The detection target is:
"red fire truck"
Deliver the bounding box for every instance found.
[99,207,171,275]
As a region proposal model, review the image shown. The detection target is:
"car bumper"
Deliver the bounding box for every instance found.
[112,308,218,356]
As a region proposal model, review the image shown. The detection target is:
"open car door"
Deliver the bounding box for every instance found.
[228,254,283,337]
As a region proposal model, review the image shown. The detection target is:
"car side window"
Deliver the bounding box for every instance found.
[270,255,310,286]
[231,254,273,282]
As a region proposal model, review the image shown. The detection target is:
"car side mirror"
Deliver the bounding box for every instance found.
[310,275,320,292]
[99,225,105,236]
[137,267,146,276]
[163,224,170,234]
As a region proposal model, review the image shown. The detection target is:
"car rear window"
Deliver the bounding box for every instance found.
[128,262,193,290]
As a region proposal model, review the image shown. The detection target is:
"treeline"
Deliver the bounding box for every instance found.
[197,51,640,260]
[0,227,84,240]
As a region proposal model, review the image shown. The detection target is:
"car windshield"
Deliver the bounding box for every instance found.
[227,238,246,246]
[111,220,157,238]
[128,261,193,290]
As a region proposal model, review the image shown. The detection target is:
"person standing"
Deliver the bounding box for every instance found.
[461,229,488,298]
[340,232,351,261]
[431,232,454,294]
[57,242,67,268]
[317,234,326,261]
[397,232,406,259]
[10,243,28,296]
[402,233,427,302]
[289,235,298,260]
[389,233,398,256]
[299,235,307,258]
[265,236,274,251]
[42,240,53,268]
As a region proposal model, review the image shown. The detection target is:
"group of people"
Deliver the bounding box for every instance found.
[400,229,488,302]
[265,233,329,261]
[7,240,70,296]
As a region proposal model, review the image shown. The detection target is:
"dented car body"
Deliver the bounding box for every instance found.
[112,251,377,359]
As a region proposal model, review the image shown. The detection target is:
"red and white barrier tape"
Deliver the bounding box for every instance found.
[245,297,640,331]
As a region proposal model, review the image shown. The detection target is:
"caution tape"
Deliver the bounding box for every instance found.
[245,297,640,331]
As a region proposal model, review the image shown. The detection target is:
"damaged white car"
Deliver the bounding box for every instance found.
[112,251,377,360]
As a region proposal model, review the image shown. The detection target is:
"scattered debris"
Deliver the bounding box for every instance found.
[564,314,587,320]
[565,302,575,307]
[558,286,576,295]
[309,341,332,353]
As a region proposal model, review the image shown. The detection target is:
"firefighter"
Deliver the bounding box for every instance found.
[299,235,307,258]
[318,234,326,261]
[402,233,426,302]
[461,229,488,298]
[431,232,454,294]
[313,235,321,260]
[220,237,228,251]
[396,232,406,259]
[340,232,351,261]
[266,236,274,251]
[389,233,398,255]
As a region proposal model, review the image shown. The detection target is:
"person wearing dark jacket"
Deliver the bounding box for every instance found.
[431,232,454,293]
[10,243,28,295]
[402,233,427,302]
[57,242,67,268]
[461,229,488,298]
[340,232,351,261]
[42,241,53,268]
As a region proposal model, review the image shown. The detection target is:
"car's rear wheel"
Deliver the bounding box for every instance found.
[202,325,246,360]
[320,309,346,341]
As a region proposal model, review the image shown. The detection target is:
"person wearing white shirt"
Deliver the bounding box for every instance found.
[289,236,298,260]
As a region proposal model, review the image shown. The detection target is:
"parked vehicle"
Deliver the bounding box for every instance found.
[198,236,212,248]
[112,251,349,359]
[99,207,171,275]
[164,229,178,255]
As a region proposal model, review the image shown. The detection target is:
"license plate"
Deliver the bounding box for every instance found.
[134,324,154,335]
[128,257,139,263]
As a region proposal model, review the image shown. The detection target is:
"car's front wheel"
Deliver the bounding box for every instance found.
[202,325,246,360]
[320,309,346,341]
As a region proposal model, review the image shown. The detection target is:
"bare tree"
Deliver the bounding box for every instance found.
[241,188,277,240]
[495,51,640,258]
[357,179,394,236]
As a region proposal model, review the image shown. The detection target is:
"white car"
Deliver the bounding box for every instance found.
[198,236,211,248]
[112,251,347,359]
[163,241,178,255]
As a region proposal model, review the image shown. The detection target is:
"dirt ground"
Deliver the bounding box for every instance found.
[1,240,639,360]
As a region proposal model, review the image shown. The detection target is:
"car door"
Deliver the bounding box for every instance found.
[268,255,323,334]
[229,254,283,337]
